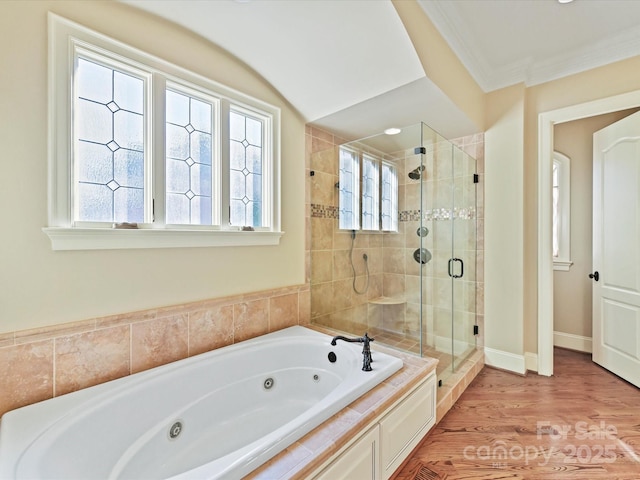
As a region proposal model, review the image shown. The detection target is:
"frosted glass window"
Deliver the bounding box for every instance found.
[361,155,380,231]
[229,110,263,227]
[75,57,145,223]
[48,15,281,250]
[381,162,398,231]
[338,147,360,230]
[552,152,571,270]
[165,88,214,225]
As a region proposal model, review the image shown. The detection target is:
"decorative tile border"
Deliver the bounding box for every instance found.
[311,205,477,222]
[403,206,477,221]
[310,203,338,219]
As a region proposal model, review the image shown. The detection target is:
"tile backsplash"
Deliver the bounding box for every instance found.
[0,285,309,418]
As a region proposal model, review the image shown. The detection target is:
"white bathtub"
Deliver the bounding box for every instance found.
[0,326,402,480]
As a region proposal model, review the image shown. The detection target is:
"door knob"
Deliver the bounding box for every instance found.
[589,271,599,282]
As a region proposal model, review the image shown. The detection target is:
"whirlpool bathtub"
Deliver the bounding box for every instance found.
[0,326,402,479]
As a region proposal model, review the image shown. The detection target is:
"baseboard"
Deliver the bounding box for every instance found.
[484,347,526,375]
[524,352,538,372]
[553,331,592,353]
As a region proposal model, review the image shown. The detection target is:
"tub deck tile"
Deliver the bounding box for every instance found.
[246,330,438,480]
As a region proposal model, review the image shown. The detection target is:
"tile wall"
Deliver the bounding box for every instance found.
[0,285,309,418]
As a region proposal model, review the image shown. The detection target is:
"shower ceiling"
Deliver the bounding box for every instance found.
[120,0,640,140]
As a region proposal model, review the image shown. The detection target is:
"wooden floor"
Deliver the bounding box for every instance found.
[394,348,640,480]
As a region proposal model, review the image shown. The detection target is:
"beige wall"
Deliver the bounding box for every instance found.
[0,1,306,334]
[553,109,640,339]
[484,84,525,359]
[522,57,640,354]
[482,56,640,363]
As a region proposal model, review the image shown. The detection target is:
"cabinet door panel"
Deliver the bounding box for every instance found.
[314,425,379,480]
[380,374,436,478]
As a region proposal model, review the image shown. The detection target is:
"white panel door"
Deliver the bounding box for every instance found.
[592,110,640,388]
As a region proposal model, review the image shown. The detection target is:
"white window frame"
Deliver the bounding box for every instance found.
[337,147,398,233]
[44,13,282,250]
[552,151,572,271]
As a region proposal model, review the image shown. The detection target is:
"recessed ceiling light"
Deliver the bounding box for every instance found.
[557,0,574,3]
[384,128,401,135]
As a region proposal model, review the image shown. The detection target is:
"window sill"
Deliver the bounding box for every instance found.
[42,227,284,251]
[553,260,573,271]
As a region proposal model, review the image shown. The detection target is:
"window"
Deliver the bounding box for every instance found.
[381,162,398,231]
[338,146,398,232]
[338,148,360,230]
[45,14,281,250]
[552,151,572,270]
[361,155,380,231]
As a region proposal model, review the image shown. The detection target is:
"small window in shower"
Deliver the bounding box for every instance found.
[338,147,398,233]
[361,154,380,231]
[381,162,398,231]
[338,147,360,230]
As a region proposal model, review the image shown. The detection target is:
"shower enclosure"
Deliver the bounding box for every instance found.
[310,123,478,385]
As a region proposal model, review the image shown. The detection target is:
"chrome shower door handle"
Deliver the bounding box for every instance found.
[448,258,464,278]
[454,258,464,278]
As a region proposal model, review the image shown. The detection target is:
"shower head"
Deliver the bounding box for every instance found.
[408,165,425,180]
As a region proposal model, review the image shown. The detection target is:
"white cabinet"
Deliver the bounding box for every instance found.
[380,373,436,479]
[312,372,436,480]
[314,425,380,480]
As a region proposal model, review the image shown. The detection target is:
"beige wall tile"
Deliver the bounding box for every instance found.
[310,170,335,206]
[131,315,188,374]
[311,218,333,250]
[311,250,333,284]
[188,305,234,356]
[332,249,351,281]
[310,282,332,319]
[310,147,337,176]
[332,279,354,311]
[234,299,269,343]
[298,289,311,325]
[55,326,130,396]
[270,293,299,332]
[15,319,96,345]
[0,341,53,416]
[383,247,406,275]
[0,332,14,348]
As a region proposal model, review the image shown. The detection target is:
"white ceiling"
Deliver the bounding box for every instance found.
[121,0,640,141]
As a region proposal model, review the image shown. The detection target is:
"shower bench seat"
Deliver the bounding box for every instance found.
[368,296,406,305]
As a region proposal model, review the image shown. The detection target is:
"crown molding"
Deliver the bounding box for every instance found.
[418,0,640,92]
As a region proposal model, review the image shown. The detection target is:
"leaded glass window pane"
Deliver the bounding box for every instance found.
[74,57,145,223]
[229,110,263,227]
[381,162,398,231]
[362,155,380,231]
[338,147,359,230]
[165,88,214,225]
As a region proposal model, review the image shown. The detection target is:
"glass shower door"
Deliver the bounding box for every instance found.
[451,143,477,371]
[421,124,455,384]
